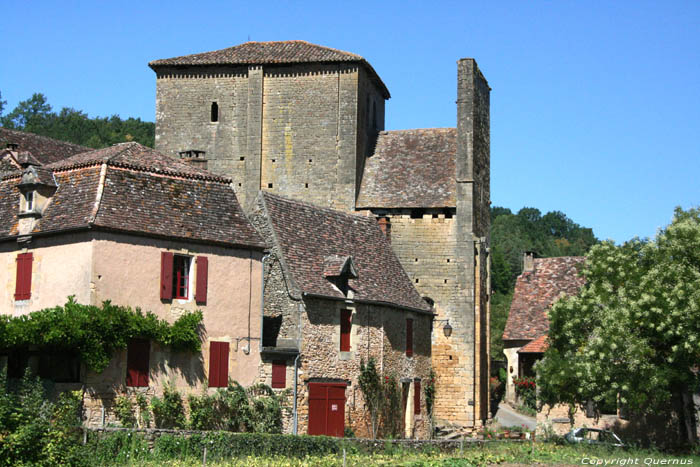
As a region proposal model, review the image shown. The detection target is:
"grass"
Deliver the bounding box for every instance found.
[92,440,700,466]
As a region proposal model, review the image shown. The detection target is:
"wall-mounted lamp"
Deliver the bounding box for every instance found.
[434,319,453,338]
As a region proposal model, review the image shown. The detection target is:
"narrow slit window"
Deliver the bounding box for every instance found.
[210,102,219,122]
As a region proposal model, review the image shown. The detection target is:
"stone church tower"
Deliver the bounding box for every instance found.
[150,40,491,430]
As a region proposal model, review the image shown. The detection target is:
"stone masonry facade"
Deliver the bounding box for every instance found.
[152,41,491,431]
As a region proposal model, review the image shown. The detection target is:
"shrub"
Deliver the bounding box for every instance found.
[188,392,217,430]
[113,395,136,428]
[134,392,151,428]
[512,376,536,410]
[151,384,186,429]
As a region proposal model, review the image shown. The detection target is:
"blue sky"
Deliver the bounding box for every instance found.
[2,1,698,243]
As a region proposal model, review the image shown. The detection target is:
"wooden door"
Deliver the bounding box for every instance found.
[308,383,346,437]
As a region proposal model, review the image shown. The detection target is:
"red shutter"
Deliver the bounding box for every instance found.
[340,309,352,351]
[272,360,286,388]
[14,253,33,300]
[406,319,413,357]
[209,341,229,388]
[160,252,174,300]
[414,380,421,414]
[126,339,150,387]
[195,256,208,304]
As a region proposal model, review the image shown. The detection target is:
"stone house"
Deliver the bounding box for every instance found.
[150,40,491,431]
[248,191,433,438]
[502,253,585,403]
[0,140,266,426]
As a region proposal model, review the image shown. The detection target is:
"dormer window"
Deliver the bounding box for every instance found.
[23,191,34,213]
[323,255,358,298]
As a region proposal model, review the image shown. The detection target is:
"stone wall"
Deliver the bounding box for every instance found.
[155,63,385,212]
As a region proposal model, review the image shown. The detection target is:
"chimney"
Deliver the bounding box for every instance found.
[523,251,535,273]
[178,149,208,171]
[377,217,391,243]
[456,58,490,234]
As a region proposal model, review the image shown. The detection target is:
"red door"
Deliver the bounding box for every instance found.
[308,383,346,437]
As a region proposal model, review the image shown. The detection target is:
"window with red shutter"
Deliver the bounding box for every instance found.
[160,252,174,300]
[406,319,413,357]
[340,309,352,352]
[272,360,286,388]
[414,380,421,414]
[173,255,191,299]
[208,341,229,388]
[195,256,208,304]
[14,253,33,300]
[126,339,150,387]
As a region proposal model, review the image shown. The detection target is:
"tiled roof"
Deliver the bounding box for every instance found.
[47,142,229,182]
[149,40,390,99]
[518,335,548,354]
[357,128,456,209]
[502,256,585,341]
[0,128,89,165]
[259,192,431,312]
[0,143,265,249]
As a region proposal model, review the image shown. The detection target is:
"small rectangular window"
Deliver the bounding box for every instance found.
[340,309,352,352]
[173,255,191,299]
[126,339,150,387]
[406,319,413,357]
[211,102,219,122]
[14,253,33,300]
[272,360,286,388]
[208,341,230,388]
[24,191,34,212]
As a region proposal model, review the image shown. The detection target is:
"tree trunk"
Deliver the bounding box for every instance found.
[673,386,698,445]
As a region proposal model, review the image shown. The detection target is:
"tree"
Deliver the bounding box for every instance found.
[0,90,6,116]
[537,207,700,444]
[0,93,52,130]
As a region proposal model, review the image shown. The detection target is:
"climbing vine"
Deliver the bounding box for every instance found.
[0,297,202,372]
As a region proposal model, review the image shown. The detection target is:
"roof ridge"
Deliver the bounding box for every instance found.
[262,191,374,223]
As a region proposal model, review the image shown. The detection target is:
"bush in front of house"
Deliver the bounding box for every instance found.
[512,376,536,410]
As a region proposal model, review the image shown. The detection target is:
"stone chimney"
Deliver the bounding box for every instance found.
[178,150,208,170]
[377,217,391,243]
[523,251,535,273]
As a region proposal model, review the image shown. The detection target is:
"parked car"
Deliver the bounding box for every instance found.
[565,428,624,447]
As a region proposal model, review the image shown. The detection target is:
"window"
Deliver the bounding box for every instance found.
[126,339,150,387]
[208,341,229,388]
[173,255,191,299]
[39,352,80,383]
[272,360,286,388]
[406,319,413,357]
[340,309,352,352]
[14,252,33,300]
[23,191,34,212]
[161,252,207,302]
[414,380,421,414]
[210,102,218,122]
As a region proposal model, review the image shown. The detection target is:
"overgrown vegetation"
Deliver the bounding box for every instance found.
[0,297,202,372]
[0,92,155,148]
[358,358,407,439]
[538,207,700,445]
[512,376,536,411]
[0,371,84,466]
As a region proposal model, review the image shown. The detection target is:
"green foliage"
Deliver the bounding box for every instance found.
[134,392,151,428]
[113,395,137,428]
[380,374,402,438]
[538,207,700,443]
[0,92,155,148]
[0,297,202,373]
[0,370,84,466]
[490,290,513,358]
[424,369,436,417]
[359,358,383,439]
[512,376,536,410]
[490,206,598,294]
[187,392,217,430]
[151,384,186,429]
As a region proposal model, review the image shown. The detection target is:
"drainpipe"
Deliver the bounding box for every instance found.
[260,254,271,351]
[292,351,301,434]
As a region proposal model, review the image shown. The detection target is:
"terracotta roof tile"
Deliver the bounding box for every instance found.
[0,128,89,165]
[502,256,585,341]
[47,142,229,182]
[518,335,548,353]
[149,40,390,98]
[357,128,456,208]
[0,144,265,249]
[260,192,430,312]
